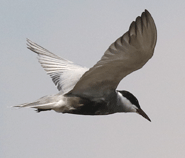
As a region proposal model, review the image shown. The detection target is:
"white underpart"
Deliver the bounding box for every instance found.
[117,92,137,112]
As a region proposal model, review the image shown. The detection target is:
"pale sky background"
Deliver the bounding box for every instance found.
[1,0,185,158]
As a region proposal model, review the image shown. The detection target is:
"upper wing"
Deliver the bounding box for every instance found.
[27,39,88,94]
[66,10,157,101]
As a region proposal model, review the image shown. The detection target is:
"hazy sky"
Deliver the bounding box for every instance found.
[1,0,185,158]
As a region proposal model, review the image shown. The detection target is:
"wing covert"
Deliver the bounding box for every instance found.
[66,10,157,101]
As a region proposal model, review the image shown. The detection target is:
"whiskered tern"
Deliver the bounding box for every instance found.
[15,10,157,121]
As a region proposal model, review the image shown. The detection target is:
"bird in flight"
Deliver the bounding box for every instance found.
[15,10,157,121]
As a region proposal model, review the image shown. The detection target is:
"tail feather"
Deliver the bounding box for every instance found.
[14,101,40,108]
[14,94,80,113]
[15,102,56,108]
[14,102,56,112]
[14,95,61,112]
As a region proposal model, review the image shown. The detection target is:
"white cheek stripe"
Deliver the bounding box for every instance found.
[117,92,137,112]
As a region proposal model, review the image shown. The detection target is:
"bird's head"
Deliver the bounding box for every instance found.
[117,90,151,122]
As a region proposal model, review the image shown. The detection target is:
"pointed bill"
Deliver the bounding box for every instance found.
[136,108,151,122]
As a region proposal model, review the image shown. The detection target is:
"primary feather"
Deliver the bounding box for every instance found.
[66,10,157,101]
[27,39,88,94]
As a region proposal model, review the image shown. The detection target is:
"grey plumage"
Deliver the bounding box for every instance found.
[15,10,157,121]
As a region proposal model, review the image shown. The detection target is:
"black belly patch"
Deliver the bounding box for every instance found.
[69,99,110,115]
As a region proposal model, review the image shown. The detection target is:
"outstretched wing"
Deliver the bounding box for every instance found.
[67,10,157,101]
[27,39,88,94]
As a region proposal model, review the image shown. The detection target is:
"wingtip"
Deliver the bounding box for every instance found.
[26,38,31,44]
[143,9,154,20]
[144,9,151,15]
[26,38,32,48]
[144,9,149,13]
[26,38,34,45]
[128,9,153,38]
